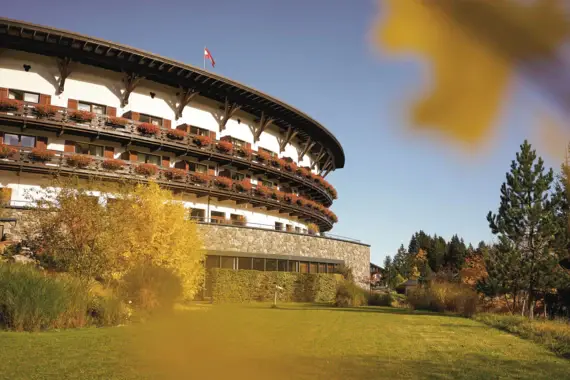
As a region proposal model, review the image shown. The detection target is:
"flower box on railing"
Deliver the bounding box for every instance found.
[254,184,271,197]
[137,122,160,136]
[295,197,306,207]
[296,167,310,178]
[33,104,58,118]
[269,156,284,168]
[66,154,93,169]
[284,193,298,205]
[236,146,252,159]
[236,179,252,192]
[257,150,271,163]
[0,145,17,159]
[191,172,210,184]
[101,159,126,171]
[283,161,297,172]
[214,176,233,189]
[134,163,158,176]
[0,99,21,112]
[106,116,129,128]
[166,129,186,141]
[165,168,187,181]
[29,148,55,162]
[69,110,95,123]
[193,135,212,148]
[216,140,233,153]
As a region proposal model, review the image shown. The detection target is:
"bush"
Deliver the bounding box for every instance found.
[474,313,570,358]
[368,292,394,306]
[120,264,184,312]
[407,282,478,317]
[89,293,129,326]
[335,280,367,307]
[209,269,342,303]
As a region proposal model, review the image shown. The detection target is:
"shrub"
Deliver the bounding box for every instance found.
[237,146,252,158]
[209,268,342,303]
[307,223,319,235]
[69,110,94,122]
[368,292,394,306]
[101,159,125,171]
[135,163,158,176]
[216,140,233,153]
[34,104,58,117]
[29,148,55,162]
[88,292,129,327]
[107,116,129,127]
[164,168,187,181]
[0,99,21,111]
[193,135,212,147]
[166,129,186,140]
[0,144,17,158]
[236,179,252,192]
[137,122,160,136]
[335,280,367,307]
[120,263,183,313]
[66,154,93,169]
[407,282,478,317]
[192,172,210,184]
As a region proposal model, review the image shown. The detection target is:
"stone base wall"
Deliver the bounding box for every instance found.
[197,224,370,289]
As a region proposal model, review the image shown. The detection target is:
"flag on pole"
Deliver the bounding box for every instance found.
[204,48,215,68]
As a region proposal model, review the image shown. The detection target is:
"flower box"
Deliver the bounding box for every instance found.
[193,135,212,147]
[192,172,210,184]
[0,145,17,158]
[270,156,284,168]
[296,167,310,178]
[137,122,160,136]
[107,116,129,127]
[284,161,297,172]
[134,163,158,176]
[34,104,58,118]
[66,154,93,169]
[216,140,233,153]
[237,146,252,158]
[0,99,21,112]
[101,159,125,171]
[255,185,270,197]
[214,176,233,189]
[166,129,186,140]
[69,110,95,123]
[284,193,297,204]
[165,168,187,181]
[295,197,306,207]
[257,150,271,163]
[29,148,55,162]
[236,179,252,192]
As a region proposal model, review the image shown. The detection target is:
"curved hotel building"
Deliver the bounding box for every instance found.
[0,18,370,286]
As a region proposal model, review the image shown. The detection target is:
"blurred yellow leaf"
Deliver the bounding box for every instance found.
[374,0,570,146]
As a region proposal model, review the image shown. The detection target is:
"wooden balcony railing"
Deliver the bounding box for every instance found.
[0,102,336,205]
[0,147,336,230]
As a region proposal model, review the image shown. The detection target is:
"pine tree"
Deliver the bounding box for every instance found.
[393,243,412,278]
[428,235,447,272]
[408,235,419,255]
[445,234,467,271]
[486,140,559,317]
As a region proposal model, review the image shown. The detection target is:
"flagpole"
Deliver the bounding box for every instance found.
[203,46,206,70]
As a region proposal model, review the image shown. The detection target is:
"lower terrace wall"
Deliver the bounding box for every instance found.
[197,223,370,289]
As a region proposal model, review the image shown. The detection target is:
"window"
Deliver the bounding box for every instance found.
[302,229,308,234]
[137,153,161,166]
[190,126,209,136]
[231,172,245,181]
[286,224,293,232]
[78,101,106,115]
[188,162,208,173]
[261,179,274,188]
[259,147,277,157]
[278,260,288,272]
[327,263,335,273]
[4,134,35,147]
[275,222,283,231]
[139,114,163,126]
[230,213,246,226]
[75,142,104,157]
[220,256,235,269]
[230,137,245,148]
[205,255,220,269]
[294,227,301,233]
[252,258,264,271]
[288,261,298,272]
[309,262,318,274]
[190,208,205,221]
[319,263,327,274]
[238,257,252,270]
[8,89,39,103]
[211,211,225,224]
[299,262,309,273]
[266,259,278,271]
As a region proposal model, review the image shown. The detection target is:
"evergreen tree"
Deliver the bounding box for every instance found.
[445,234,467,271]
[408,234,419,255]
[393,244,412,278]
[428,235,447,272]
[486,140,560,317]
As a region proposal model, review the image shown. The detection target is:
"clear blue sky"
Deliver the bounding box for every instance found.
[3,0,564,264]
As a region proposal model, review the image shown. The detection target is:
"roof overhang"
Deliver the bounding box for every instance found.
[0,18,345,169]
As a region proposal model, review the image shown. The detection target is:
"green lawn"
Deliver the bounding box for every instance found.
[1,304,569,380]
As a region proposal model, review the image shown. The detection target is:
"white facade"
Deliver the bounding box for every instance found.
[0,49,334,233]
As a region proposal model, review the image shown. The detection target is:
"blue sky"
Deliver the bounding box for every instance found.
[3,0,565,264]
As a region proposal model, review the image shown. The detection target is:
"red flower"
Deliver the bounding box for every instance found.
[165,168,187,180]
[107,116,129,126]
[166,129,186,140]
[0,144,17,158]
[137,122,160,136]
[193,135,212,147]
[216,140,233,153]
[236,179,252,192]
[134,163,158,176]
[34,104,58,117]
[192,172,210,184]
[69,110,95,122]
[214,176,233,188]
[101,159,125,171]
[66,154,93,169]
[29,148,55,162]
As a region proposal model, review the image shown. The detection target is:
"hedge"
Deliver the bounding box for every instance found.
[209,269,342,303]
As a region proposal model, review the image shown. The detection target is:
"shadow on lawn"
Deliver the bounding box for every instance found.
[272,303,460,318]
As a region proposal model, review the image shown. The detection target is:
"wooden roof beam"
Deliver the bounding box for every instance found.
[56,57,72,95]
[175,88,200,120]
[298,139,315,162]
[311,146,326,169]
[213,97,241,132]
[250,111,274,143]
[278,126,298,153]
[121,72,144,107]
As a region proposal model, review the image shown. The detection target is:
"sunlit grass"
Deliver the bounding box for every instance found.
[1,304,569,379]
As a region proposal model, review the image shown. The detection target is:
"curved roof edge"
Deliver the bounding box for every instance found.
[0,17,345,169]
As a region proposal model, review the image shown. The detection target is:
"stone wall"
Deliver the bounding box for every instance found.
[197,224,370,288]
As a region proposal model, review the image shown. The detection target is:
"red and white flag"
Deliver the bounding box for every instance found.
[204,48,215,68]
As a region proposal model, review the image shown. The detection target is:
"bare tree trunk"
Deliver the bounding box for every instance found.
[521,292,526,317]
[504,294,513,314]
[544,298,548,319]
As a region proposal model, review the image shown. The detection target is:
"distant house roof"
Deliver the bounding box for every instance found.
[370,263,382,270]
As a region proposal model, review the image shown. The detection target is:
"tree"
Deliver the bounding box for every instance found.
[486,140,560,317]
[445,234,467,271]
[428,235,447,272]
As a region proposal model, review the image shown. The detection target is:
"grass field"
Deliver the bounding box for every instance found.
[1,304,569,380]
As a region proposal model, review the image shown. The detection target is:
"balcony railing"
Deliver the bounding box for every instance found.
[0,102,337,205]
[0,148,336,230]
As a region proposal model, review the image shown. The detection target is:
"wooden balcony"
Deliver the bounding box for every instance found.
[0,103,335,206]
[0,148,335,231]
